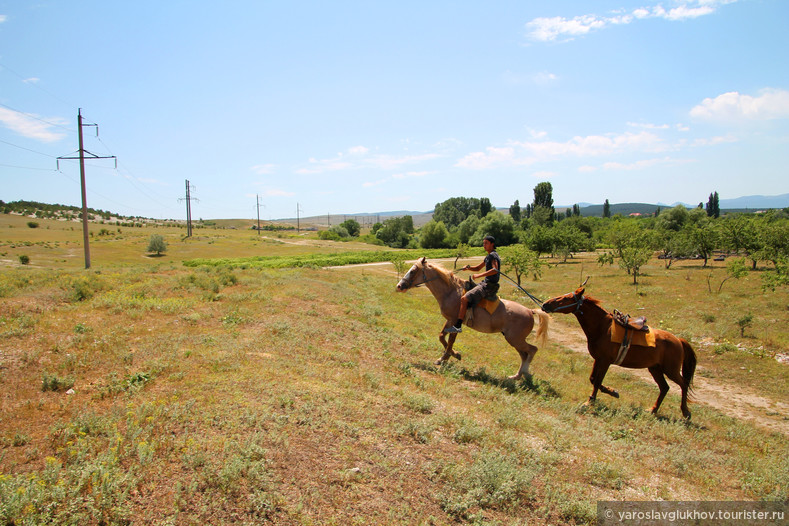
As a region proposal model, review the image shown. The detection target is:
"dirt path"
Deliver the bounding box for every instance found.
[548,318,789,437]
[328,261,789,436]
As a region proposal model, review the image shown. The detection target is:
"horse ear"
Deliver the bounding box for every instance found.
[419,257,427,266]
[575,287,585,295]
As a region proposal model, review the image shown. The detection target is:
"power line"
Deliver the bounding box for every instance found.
[0,61,77,110]
[0,137,59,158]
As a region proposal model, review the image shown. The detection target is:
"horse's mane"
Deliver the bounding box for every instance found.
[583,294,612,316]
[424,260,465,292]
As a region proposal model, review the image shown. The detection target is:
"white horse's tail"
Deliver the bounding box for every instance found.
[533,309,550,347]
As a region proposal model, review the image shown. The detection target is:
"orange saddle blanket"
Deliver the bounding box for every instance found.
[611,321,656,348]
[479,298,501,315]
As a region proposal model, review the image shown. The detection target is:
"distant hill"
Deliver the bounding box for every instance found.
[718,193,789,210]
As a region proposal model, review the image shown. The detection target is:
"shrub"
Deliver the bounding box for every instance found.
[18,255,30,265]
[42,372,75,392]
[27,221,39,228]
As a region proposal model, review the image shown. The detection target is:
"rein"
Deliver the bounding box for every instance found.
[498,272,545,309]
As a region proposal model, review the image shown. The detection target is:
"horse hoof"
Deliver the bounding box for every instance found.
[434,358,446,366]
[611,390,620,399]
[508,373,522,380]
[454,353,462,361]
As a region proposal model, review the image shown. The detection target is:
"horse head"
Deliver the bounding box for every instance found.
[396,257,427,292]
[542,287,585,314]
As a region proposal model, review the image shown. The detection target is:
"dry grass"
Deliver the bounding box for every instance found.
[1,215,787,525]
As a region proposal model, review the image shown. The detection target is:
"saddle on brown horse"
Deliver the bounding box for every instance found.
[613,309,649,332]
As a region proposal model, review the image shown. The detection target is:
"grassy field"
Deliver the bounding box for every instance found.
[1,215,787,525]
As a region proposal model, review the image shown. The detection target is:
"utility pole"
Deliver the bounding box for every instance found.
[296,203,303,233]
[179,180,198,237]
[57,109,116,270]
[256,195,264,234]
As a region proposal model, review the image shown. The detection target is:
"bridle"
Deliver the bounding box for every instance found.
[399,264,439,289]
[547,292,585,314]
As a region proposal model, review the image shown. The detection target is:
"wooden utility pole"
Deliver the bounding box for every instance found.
[57,109,116,269]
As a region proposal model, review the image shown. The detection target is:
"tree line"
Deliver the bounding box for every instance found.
[326,183,788,289]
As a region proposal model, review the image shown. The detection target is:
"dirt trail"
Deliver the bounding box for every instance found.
[328,262,789,436]
[548,318,789,437]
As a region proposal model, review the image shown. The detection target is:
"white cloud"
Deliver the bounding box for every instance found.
[0,15,7,23]
[0,107,67,142]
[348,145,369,155]
[627,122,671,130]
[515,131,666,157]
[690,89,789,121]
[455,146,532,170]
[456,131,668,170]
[526,1,738,42]
[296,150,441,174]
[250,163,276,174]
[265,189,295,197]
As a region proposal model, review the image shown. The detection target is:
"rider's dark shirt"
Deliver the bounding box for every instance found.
[484,251,501,285]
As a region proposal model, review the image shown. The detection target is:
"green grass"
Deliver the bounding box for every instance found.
[1,215,788,524]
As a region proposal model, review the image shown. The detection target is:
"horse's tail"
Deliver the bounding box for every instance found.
[533,309,550,348]
[681,338,697,397]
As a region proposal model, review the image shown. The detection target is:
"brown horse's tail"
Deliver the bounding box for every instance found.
[533,309,550,348]
[681,339,697,397]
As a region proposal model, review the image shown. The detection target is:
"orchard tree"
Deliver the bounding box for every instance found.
[501,244,543,286]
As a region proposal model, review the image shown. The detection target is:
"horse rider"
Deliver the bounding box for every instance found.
[444,235,500,334]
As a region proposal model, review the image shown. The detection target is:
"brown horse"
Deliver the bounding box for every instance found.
[542,287,696,419]
[396,257,550,379]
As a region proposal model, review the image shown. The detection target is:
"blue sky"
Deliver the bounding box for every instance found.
[1,0,788,220]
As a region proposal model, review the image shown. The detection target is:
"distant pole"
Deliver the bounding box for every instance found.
[256,195,262,234]
[185,180,192,237]
[296,203,302,233]
[57,108,116,270]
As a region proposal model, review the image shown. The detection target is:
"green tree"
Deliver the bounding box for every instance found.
[456,214,480,245]
[532,182,554,225]
[501,244,543,286]
[419,220,450,249]
[602,199,611,219]
[147,234,167,256]
[608,222,657,284]
[706,191,720,218]
[683,217,719,267]
[376,216,414,248]
[454,242,470,270]
[433,197,481,229]
[656,204,689,232]
[524,225,555,258]
[469,211,516,246]
[509,200,521,223]
[339,219,361,237]
[708,258,748,294]
[479,197,493,218]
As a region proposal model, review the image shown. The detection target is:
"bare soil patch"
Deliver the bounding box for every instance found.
[548,317,789,436]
